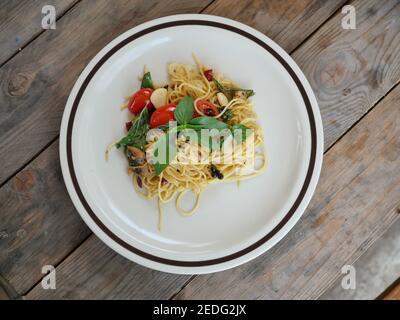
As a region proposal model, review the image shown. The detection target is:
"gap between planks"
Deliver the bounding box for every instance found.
[0,0,82,70]
[20,232,93,298]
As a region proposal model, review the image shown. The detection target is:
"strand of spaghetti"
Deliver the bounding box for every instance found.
[177,82,206,94]
[214,98,242,119]
[192,53,213,115]
[157,197,163,231]
[133,175,151,199]
[192,53,212,98]
[105,141,117,161]
[176,189,202,217]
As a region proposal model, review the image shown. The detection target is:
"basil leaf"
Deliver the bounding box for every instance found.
[188,116,229,130]
[116,108,149,149]
[231,124,251,143]
[174,96,194,125]
[213,78,254,101]
[154,163,167,176]
[153,131,177,175]
[141,72,154,89]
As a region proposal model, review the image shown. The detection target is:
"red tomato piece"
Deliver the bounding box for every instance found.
[195,99,219,117]
[150,103,177,128]
[155,104,176,113]
[128,88,154,114]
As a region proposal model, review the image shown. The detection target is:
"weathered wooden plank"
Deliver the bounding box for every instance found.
[0,142,91,295]
[0,0,77,65]
[291,0,400,149]
[173,83,400,299]
[205,0,346,52]
[321,218,400,300]
[0,0,213,296]
[26,235,190,299]
[6,2,346,298]
[0,0,212,186]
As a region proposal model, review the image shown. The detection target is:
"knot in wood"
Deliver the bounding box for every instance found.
[8,72,33,96]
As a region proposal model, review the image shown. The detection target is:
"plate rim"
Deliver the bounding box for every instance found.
[59,14,324,274]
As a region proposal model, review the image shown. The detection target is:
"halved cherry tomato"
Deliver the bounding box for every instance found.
[150,103,176,128]
[128,88,154,114]
[195,99,219,117]
[154,104,176,113]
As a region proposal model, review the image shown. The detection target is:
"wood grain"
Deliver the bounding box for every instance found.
[0,0,212,186]
[26,235,190,299]
[3,0,348,299]
[173,83,400,299]
[0,0,213,297]
[0,142,91,295]
[320,218,400,299]
[4,0,400,300]
[204,0,347,52]
[0,0,77,65]
[291,0,400,149]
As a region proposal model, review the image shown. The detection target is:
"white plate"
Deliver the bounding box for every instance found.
[60,14,323,274]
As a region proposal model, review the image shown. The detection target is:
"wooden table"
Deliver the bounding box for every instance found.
[1,0,399,300]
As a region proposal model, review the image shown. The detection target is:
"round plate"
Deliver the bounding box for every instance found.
[60,14,323,274]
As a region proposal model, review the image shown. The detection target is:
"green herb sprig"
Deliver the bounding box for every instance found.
[116,107,149,150]
[213,78,254,101]
[141,72,153,89]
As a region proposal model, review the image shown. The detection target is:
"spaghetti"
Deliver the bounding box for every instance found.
[109,56,267,229]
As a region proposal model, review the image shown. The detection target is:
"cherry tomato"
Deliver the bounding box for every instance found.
[128,88,154,114]
[155,104,176,113]
[150,103,177,128]
[203,69,213,81]
[195,99,219,117]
